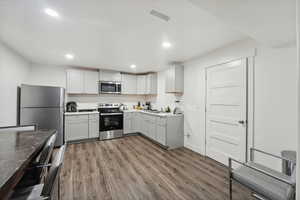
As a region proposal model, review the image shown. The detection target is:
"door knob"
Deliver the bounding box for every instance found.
[238,120,245,124]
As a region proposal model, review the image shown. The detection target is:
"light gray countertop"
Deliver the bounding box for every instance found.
[64,111,99,116]
[122,109,183,117]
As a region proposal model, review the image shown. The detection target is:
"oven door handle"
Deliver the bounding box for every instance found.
[100,113,123,116]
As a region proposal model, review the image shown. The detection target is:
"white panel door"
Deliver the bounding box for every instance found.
[206,59,247,166]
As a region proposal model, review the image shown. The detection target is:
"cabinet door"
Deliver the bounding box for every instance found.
[124,118,132,134]
[84,70,99,94]
[122,74,137,94]
[146,73,157,95]
[165,65,184,93]
[65,115,89,141]
[132,112,140,133]
[100,70,121,81]
[89,114,99,138]
[148,122,156,140]
[124,112,132,134]
[137,75,146,94]
[165,67,175,93]
[156,124,166,145]
[66,69,84,94]
[147,116,156,140]
[140,114,147,136]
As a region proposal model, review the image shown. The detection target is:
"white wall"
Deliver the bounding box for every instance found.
[146,70,183,111]
[0,41,30,126]
[183,38,297,170]
[26,64,67,88]
[26,64,146,106]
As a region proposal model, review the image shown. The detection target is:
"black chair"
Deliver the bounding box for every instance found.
[0,125,36,132]
[10,145,66,200]
[18,134,57,187]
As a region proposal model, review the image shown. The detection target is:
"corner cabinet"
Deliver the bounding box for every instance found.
[136,75,147,95]
[66,69,99,94]
[127,111,184,149]
[121,74,137,94]
[135,73,157,95]
[146,73,157,95]
[165,64,184,93]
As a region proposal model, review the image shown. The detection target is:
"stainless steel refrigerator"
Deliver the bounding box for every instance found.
[20,84,65,147]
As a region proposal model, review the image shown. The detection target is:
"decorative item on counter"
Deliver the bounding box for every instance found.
[121,104,128,110]
[145,101,152,110]
[173,107,183,114]
[165,106,171,113]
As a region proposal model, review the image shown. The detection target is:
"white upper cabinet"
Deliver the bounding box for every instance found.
[84,70,99,94]
[66,69,99,94]
[121,74,137,94]
[99,69,121,82]
[136,73,157,95]
[66,69,84,94]
[165,64,184,93]
[136,75,147,95]
[146,73,157,95]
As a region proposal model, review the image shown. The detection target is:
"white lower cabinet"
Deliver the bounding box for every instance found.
[89,114,99,138]
[156,124,166,145]
[131,112,139,132]
[125,111,183,149]
[124,112,133,134]
[65,113,99,142]
[147,116,156,140]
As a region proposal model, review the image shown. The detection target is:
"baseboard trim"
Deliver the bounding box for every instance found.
[184,142,205,156]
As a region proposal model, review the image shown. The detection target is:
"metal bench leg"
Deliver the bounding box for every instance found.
[228,158,233,200]
[229,178,232,200]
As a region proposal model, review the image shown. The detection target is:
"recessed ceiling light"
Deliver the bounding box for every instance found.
[130,64,136,69]
[44,8,59,18]
[162,41,172,49]
[65,54,74,60]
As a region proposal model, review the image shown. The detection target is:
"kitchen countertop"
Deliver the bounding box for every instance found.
[122,109,183,117]
[0,129,57,198]
[64,111,99,115]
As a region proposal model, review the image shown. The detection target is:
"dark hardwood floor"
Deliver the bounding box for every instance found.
[60,135,254,200]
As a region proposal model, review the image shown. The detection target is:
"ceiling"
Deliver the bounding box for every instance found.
[0,0,246,72]
[189,0,296,48]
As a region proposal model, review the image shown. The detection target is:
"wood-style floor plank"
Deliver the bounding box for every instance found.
[60,136,254,200]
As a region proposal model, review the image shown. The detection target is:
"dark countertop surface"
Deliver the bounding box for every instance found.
[0,129,56,193]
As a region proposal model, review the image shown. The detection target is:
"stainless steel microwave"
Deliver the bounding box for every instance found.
[99,81,122,94]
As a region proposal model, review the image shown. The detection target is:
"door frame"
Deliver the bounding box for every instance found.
[204,57,255,163]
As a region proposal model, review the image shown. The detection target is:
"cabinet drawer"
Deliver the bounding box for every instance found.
[148,115,156,124]
[65,115,89,123]
[157,117,167,126]
[89,114,99,120]
[124,112,132,119]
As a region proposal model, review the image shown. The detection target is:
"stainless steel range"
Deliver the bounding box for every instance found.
[98,103,123,140]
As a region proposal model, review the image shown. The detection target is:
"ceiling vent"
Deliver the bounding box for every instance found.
[150,9,170,22]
